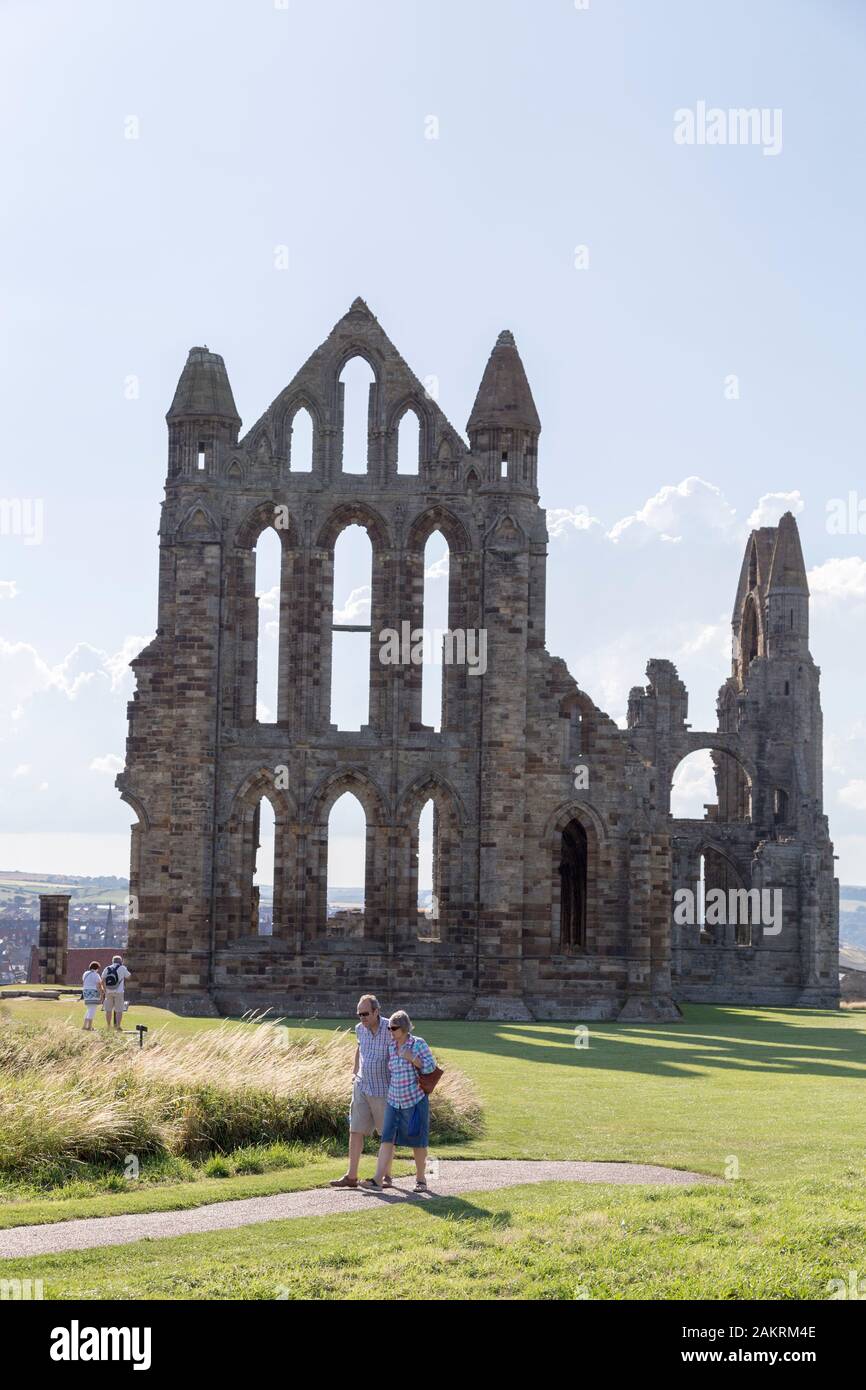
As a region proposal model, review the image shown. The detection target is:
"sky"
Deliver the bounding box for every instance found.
[1,0,865,886]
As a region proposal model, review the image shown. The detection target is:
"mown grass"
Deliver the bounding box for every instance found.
[7,1177,866,1301]
[1,998,865,1305]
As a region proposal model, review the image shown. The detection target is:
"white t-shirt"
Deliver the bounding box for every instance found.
[101,963,130,994]
[82,969,102,1000]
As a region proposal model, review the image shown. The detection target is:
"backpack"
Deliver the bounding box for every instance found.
[104,964,120,988]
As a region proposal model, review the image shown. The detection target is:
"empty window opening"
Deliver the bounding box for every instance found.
[741,596,759,670]
[197,443,206,471]
[340,356,376,474]
[500,450,509,478]
[327,792,366,929]
[559,819,587,950]
[422,531,449,731]
[559,696,586,763]
[702,846,751,945]
[774,788,789,825]
[397,408,421,475]
[290,406,313,472]
[252,796,275,936]
[416,798,437,936]
[670,750,716,819]
[331,525,372,730]
[672,748,751,823]
[255,526,282,723]
[748,542,757,590]
[698,852,707,936]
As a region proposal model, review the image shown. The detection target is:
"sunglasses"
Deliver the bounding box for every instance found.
[357,1011,371,1018]
[388,1024,405,1032]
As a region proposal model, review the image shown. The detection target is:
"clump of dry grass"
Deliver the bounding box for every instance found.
[0,1015,483,1177]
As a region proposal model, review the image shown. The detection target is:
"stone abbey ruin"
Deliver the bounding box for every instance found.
[117,299,839,1019]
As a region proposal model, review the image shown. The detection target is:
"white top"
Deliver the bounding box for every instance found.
[101,963,130,994]
[82,969,102,998]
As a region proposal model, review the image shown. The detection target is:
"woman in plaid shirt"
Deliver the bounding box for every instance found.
[362,1009,437,1193]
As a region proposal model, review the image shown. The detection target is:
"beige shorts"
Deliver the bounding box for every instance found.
[103,990,124,1014]
[349,1080,387,1136]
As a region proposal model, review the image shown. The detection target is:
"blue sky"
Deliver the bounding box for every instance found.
[1,0,865,884]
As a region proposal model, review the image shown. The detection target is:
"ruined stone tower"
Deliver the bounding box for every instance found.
[118,301,838,1017]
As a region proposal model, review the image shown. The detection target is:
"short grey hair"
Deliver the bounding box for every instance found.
[389,1009,412,1032]
[357,994,380,1013]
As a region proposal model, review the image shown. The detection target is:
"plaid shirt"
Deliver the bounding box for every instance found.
[387,1034,436,1109]
[355,1016,391,1098]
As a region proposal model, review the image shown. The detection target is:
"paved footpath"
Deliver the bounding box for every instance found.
[0,1160,716,1260]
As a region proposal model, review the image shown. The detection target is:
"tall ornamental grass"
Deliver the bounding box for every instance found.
[0,1014,483,1177]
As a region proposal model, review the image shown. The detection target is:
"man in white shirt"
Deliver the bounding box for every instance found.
[101,954,131,1031]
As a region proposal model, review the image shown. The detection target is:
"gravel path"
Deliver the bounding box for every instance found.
[0,1160,716,1260]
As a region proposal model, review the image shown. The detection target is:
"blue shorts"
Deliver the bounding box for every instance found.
[381,1097,429,1148]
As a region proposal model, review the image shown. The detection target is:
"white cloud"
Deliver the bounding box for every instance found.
[839,780,866,812]
[0,635,149,726]
[675,618,729,661]
[104,635,152,690]
[424,554,450,579]
[257,583,279,612]
[808,557,866,602]
[0,580,17,600]
[12,763,30,777]
[334,585,371,624]
[825,720,866,776]
[89,753,124,775]
[747,490,804,530]
[548,505,604,539]
[607,477,737,546]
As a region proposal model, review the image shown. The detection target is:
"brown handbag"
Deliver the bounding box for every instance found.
[417,1065,444,1095]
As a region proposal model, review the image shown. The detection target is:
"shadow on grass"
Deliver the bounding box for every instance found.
[358,1188,509,1226]
[271,1007,866,1081]
[418,1008,866,1081]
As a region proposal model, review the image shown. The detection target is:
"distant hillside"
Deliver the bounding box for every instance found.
[0,872,130,909]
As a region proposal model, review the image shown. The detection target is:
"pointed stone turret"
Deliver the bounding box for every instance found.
[467,330,540,434]
[766,512,810,657]
[167,346,240,425]
[767,511,809,594]
[166,347,241,477]
[467,330,540,491]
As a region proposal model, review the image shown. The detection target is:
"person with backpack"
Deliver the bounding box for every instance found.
[81,961,104,1031]
[101,954,131,1031]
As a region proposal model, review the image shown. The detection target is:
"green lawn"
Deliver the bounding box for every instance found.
[286,1006,866,1182]
[1,1001,864,1299]
[5,1179,865,1301]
